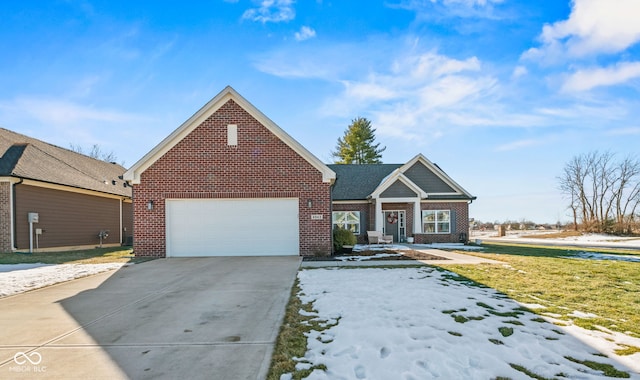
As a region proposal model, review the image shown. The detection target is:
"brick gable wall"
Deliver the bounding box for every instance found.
[132,99,332,257]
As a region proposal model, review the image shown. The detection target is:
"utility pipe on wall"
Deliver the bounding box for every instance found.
[27,212,39,253]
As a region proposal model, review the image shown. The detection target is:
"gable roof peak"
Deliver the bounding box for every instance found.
[124,86,336,184]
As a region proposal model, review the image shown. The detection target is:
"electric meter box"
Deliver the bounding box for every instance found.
[28,212,39,223]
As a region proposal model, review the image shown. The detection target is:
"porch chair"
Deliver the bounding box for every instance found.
[367,231,393,245]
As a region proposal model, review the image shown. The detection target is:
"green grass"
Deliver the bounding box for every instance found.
[453,314,469,323]
[489,310,524,318]
[509,363,554,380]
[614,345,640,356]
[0,247,143,265]
[564,356,630,378]
[267,279,335,380]
[268,244,640,378]
[438,243,640,337]
[499,327,514,337]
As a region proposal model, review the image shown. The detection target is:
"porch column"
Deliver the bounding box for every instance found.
[375,198,383,232]
[413,198,422,234]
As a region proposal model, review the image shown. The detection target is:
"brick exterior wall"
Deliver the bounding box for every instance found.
[132,99,332,257]
[0,182,12,252]
[332,200,470,245]
[332,203,371,245]
[414,201,470,244]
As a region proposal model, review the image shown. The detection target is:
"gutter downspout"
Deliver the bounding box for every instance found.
[329,182,334,256]
[119,198,123,245]
[12,178,23,250]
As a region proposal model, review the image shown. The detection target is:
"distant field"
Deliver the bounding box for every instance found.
[522,230,583,239]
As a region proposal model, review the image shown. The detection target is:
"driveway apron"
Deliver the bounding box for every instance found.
[0,256,301,380]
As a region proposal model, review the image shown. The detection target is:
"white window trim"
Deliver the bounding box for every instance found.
[332,211,361,235]
[422,210,451,234]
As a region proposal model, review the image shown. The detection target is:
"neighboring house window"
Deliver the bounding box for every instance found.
[422,210,450,234]
[332,211,361,234]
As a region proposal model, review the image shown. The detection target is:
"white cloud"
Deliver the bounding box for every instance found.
[534,100,630,123]
[252,42,370,80]
[242,0,295,23]
[294,26,316,41]
[605,127,640,136]
[0,97,147,126]
[389,0,505,19]
[524,0,640,62]
[443,0,503,6]
[511,65,528,79]
[561,61,640,92]
[494,138,540,152]
[341,81,397,101]
[320,51,500,140]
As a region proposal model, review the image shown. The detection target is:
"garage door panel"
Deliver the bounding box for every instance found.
[166,198,299,257]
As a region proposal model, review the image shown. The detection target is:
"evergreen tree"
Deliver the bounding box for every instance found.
[332,117,385,164]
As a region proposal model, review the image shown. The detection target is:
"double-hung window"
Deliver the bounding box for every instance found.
[332,211,361,234]
[422,210,450,234]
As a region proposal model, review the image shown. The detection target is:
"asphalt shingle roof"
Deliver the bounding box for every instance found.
[328,164,402,200]
[0,128,131,197]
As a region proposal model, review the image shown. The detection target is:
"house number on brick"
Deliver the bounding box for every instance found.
[311,214,323,220]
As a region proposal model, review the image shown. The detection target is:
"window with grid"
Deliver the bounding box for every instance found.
[332,211,361,234]
[422,210,450,234]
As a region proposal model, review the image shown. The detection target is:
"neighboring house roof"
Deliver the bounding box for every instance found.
[124,86,336,184]
[0,128,131,197]
[329,154,476,201]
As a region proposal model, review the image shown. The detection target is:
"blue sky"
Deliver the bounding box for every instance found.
[1,0,639,224]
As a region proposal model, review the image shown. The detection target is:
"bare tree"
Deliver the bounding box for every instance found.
[559,155,588,230]
[612,157,640,233]
[70,143,120,164]
[559,151,640,234]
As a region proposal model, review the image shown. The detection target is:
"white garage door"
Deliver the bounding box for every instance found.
[166,198,299,257]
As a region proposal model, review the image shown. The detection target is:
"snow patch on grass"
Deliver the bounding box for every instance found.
[289,267,639,379]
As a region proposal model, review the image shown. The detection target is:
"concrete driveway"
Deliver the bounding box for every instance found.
[0,256,301,380]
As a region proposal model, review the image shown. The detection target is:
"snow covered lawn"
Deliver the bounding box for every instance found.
[289,267,639,379]
[0,263,125,298]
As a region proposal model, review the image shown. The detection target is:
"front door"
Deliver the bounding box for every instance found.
[384,211,404,243]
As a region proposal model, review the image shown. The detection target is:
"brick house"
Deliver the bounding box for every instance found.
[329,156,476,245]
[124,86,336,257]
[124,86,475,257]
[0,128,133,252]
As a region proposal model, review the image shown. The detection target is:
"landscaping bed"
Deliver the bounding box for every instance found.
[303,248,448,261]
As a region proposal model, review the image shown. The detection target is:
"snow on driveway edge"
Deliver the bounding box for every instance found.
[0,263,126,298]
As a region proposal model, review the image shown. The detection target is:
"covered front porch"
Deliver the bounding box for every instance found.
[373,198,468,244]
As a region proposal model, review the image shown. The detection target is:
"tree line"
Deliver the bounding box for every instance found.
[559,151,640,234]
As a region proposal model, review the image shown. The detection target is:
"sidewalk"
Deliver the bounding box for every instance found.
[301,248,503,267]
